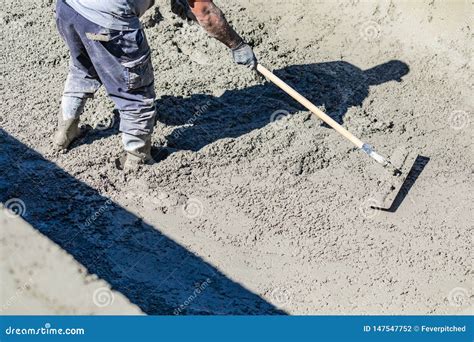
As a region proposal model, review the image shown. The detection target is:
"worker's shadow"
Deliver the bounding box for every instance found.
[78,59,409,159]
[154,60,409,154]
[0,130,284,315]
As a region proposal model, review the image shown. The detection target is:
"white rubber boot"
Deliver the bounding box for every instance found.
[122,134,155,171]
[53,110,81,151]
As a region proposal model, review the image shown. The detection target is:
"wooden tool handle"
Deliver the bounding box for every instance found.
[257,64,364,149]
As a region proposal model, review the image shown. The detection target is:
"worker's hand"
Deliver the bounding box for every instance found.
[171,0,196,22]
[231,42,257,70]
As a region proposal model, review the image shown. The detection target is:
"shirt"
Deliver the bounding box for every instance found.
[65,0,155,31]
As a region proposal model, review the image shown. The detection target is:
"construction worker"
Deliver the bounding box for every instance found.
[54,0,257,169]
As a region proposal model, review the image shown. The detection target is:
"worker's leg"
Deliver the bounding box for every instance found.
[61,63,101,120]
[68,13,156,165]
[55,0,101,149]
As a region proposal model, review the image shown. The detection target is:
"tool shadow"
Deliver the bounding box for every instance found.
[375,155,430,212]
[0,129,285,315]
[155,59,410,153]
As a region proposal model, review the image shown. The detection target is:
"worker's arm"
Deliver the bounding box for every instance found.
[171,0,257,69]
[187,0,241,48]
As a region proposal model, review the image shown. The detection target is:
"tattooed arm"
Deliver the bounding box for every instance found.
[186,0,257,68]
[187,0,243,48]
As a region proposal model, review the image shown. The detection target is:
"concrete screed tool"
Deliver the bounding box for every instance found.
[256,64,417,209]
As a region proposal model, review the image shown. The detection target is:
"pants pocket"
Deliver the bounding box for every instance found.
[122,52,154,90]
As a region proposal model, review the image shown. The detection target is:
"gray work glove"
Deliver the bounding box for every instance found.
[231,42,257,70]
[171,0,196,22]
